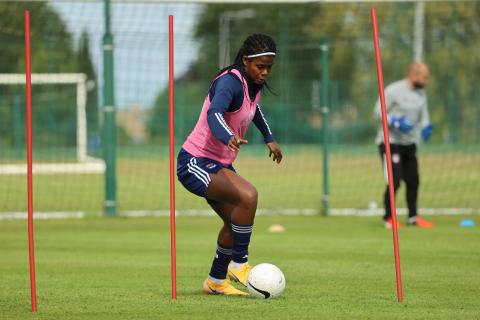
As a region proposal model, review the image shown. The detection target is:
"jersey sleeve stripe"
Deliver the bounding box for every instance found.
[257,104,272,135]
[214,112,234,136]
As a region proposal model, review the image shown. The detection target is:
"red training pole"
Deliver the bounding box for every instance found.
[168,15,177,300]
[370,8,403,303]
[24,10,38,312]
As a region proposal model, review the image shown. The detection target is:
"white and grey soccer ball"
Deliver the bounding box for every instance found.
[247,263,286,299]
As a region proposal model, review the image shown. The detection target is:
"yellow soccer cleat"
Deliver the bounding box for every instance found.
[202,278,248,296]
[227,263,252,287]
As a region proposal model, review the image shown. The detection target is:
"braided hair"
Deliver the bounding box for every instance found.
[217,33,277,94]
[232,33,277,67]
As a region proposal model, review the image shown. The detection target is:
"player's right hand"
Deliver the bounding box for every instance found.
[227,134,248,151]
[388,116,414,133]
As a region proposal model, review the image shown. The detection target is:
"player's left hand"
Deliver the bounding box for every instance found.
[422,124,433,141]
[266,141,282,164]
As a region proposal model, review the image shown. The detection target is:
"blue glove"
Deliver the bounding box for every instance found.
[388,116,414,133]
[422,124,433,141]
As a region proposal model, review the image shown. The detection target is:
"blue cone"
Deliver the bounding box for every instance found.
[459,219,475,227]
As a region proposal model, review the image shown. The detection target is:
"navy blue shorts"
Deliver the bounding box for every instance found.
[177,148,235,197]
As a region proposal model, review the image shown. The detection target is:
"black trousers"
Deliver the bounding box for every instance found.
[378,143,419,220]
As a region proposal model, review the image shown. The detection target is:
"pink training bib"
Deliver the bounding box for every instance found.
[182,68,261,165]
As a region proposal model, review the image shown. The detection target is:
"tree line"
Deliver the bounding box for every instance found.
[149,2,480,145]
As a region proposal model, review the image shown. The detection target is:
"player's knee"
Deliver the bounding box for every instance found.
[240,187,258,211]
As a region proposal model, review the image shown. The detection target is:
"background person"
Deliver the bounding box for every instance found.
[374,62,434,229]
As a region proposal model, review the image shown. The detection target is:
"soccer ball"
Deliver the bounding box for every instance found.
[247,263,286,299]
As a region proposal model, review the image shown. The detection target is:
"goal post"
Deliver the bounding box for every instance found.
[0,73,105,175]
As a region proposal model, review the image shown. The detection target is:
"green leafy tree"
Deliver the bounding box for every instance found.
[305,2,480,144]
[148,4,321,144]
[77,31,100,149]
[0,2,79,151]
[423,2,480,143]
[149,2,480,144]
[0,2,76,73]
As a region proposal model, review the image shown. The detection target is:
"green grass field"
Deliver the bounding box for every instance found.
[1,145,479,214]
[1,215,479,319]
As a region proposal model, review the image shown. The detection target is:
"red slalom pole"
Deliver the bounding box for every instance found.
[24,10,38,312]
[168,15,177,300]
[370,8,403,303]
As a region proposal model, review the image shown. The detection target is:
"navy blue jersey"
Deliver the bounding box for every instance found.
[206,71,274,145]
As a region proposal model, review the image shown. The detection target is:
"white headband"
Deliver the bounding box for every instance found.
[245,52,276,58]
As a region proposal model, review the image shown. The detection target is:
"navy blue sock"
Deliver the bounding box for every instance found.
[208,243,232,280]
[231,223,253,263]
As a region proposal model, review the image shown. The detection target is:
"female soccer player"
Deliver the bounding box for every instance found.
[177,34,283,295]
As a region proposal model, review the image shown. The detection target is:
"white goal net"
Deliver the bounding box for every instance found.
[0,73,104,175]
